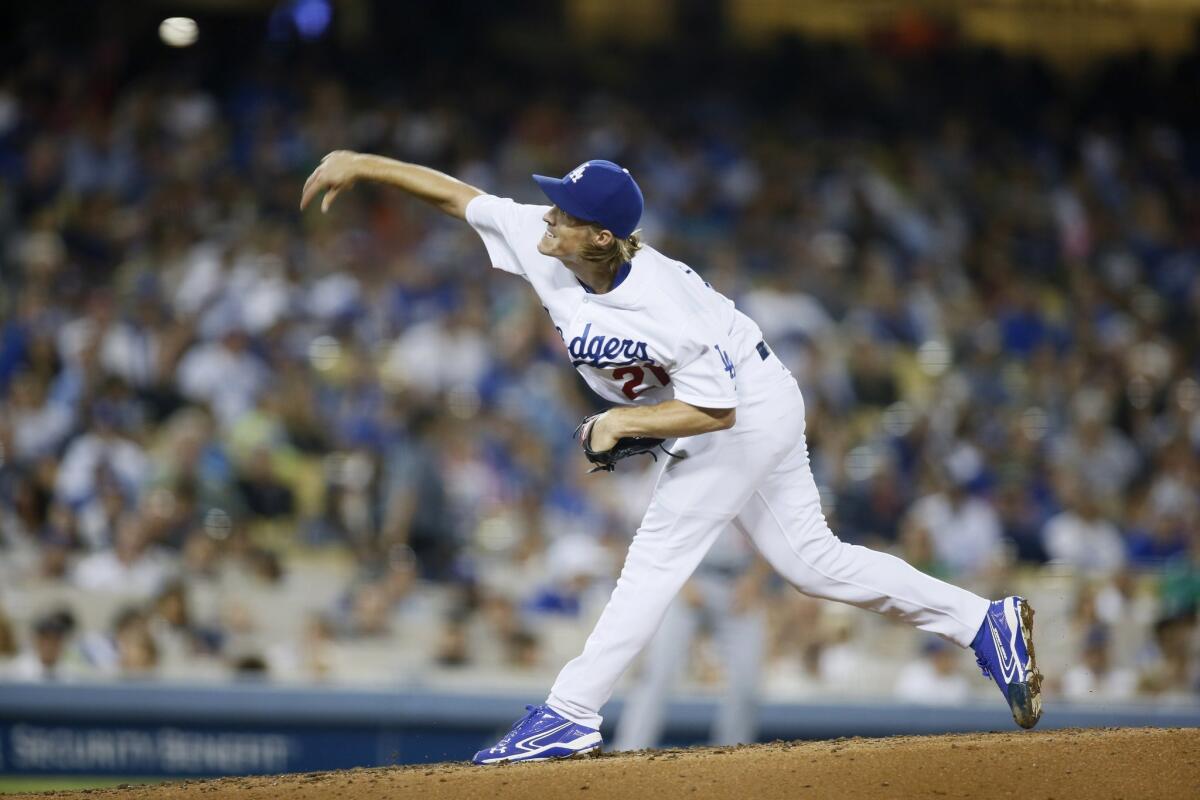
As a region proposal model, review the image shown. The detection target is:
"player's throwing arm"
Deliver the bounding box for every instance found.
[301,150,482,218]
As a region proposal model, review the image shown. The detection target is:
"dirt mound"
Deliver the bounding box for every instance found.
[11,727,1198,800]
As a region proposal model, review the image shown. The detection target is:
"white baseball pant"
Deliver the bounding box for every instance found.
[546,358,991,729]
[613,568,767,750]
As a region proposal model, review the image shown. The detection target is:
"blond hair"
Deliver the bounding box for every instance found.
[579,226,643,275]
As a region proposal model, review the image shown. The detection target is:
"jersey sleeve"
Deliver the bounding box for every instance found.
[669,339,739,409]
[465,194,548,278]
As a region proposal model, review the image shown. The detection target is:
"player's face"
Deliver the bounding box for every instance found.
[538,206,594,260]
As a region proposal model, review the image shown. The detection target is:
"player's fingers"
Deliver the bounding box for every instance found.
[321,186,340,213]
[300,183,319,211]
[300,171,323,210]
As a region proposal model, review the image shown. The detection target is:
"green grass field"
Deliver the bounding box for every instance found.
[0,777,166,794]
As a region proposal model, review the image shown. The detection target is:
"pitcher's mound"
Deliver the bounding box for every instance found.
[12,727,1198,800]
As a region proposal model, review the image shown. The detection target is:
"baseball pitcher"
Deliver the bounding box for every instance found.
[300,154,1042,764]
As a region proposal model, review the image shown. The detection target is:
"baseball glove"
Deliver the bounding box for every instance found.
[574,413,681,473]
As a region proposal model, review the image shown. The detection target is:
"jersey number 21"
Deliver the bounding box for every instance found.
[613,364,671,400]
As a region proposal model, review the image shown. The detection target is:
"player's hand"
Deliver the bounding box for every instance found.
[300,150,361,213]
[581,411,622,453]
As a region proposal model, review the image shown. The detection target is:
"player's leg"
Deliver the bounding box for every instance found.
[731,433,989,646]
[543,501,731,729]
[709,574,766,746]
[474,419,797,764]
[612,589,701,751]
[472,506,723,764]
[731,399,1041,726]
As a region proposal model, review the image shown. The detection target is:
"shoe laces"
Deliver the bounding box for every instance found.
[497,704,543,748]
[975,655,991,679]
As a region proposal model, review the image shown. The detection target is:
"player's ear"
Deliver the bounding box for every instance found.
[593,228,615,248]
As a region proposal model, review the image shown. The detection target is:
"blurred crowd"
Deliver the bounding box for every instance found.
[0,30,1197,705]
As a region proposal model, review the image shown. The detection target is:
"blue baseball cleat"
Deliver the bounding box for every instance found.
[972,596,1043,729]
[473,704,603,765]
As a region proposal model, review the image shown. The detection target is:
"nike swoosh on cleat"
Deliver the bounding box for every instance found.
[517,721,574,752]
[988,618,1021,684]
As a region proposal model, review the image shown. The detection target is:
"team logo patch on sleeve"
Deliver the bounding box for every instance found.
[715,344,736,379]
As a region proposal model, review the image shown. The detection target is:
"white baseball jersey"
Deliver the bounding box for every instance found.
[466,195,768,409]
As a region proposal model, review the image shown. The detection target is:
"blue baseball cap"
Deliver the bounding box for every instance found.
[532,160,644,239]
